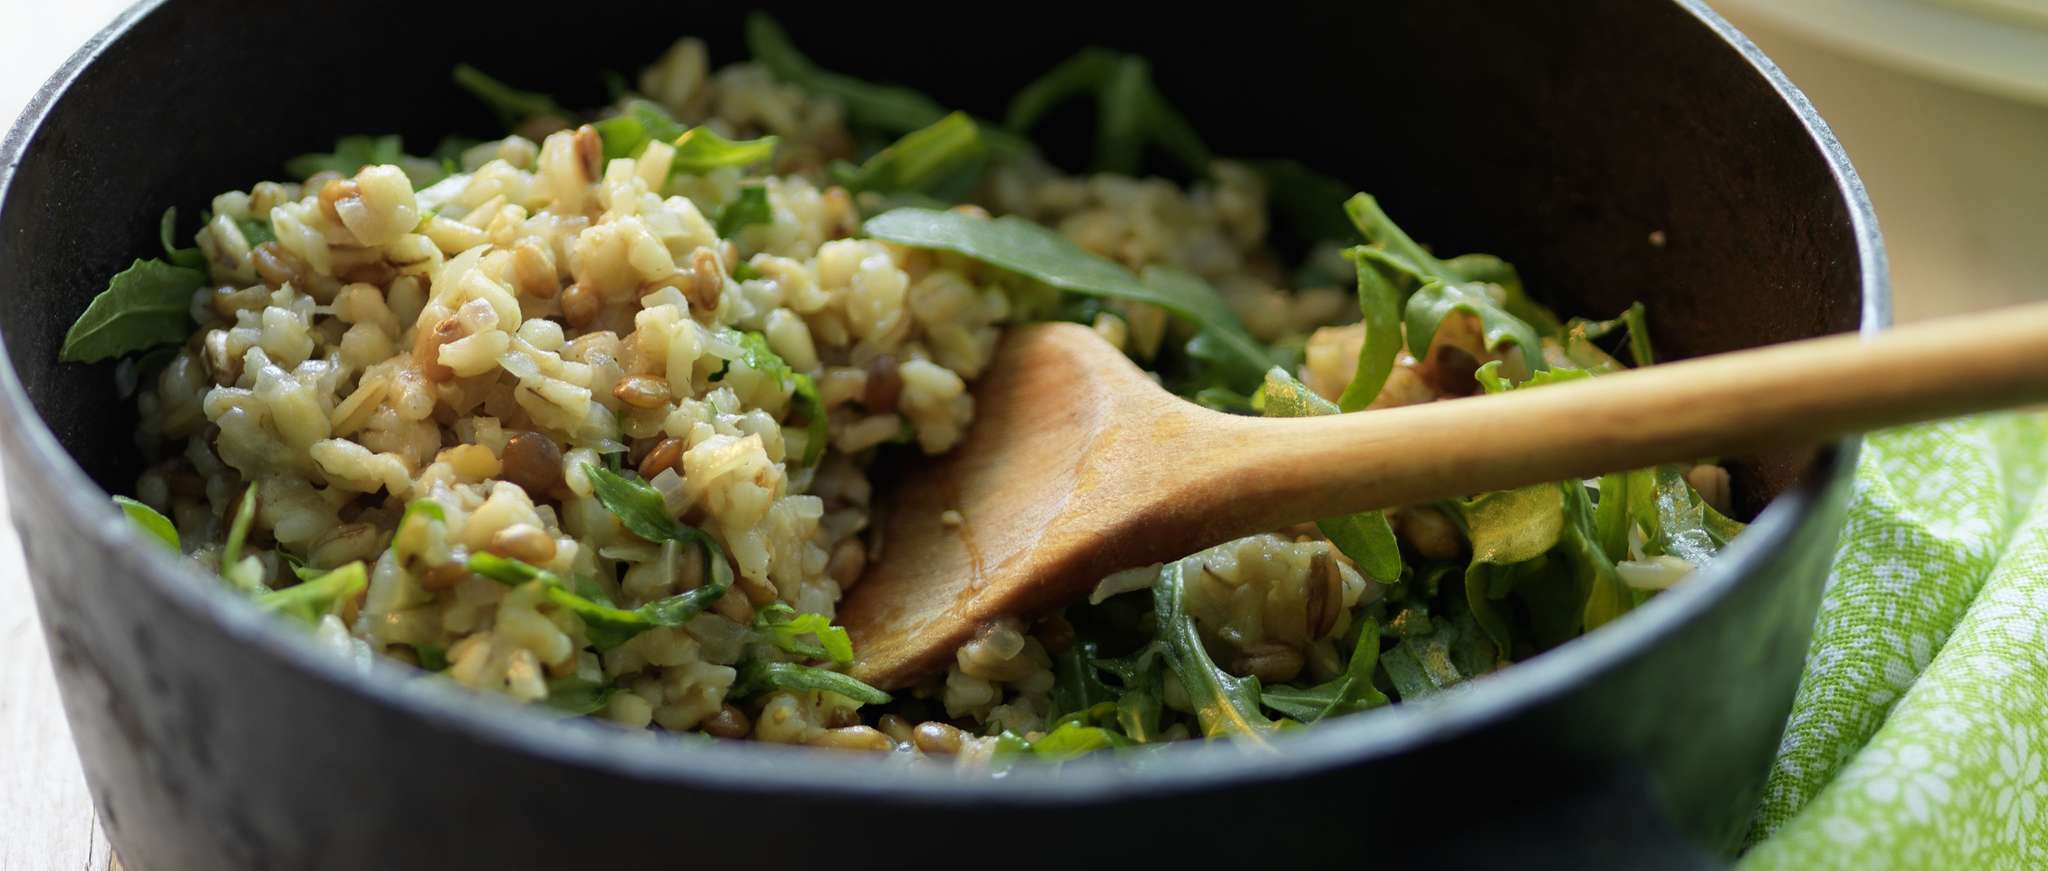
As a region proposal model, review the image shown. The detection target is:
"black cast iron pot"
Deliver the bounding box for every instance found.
[0,1,1886,868]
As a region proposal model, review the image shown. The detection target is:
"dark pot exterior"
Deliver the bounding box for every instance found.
[0,1,1886,869]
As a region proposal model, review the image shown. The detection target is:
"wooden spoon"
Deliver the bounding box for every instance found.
[840,302,2048,688]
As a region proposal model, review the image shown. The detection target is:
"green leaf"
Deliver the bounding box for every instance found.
[1031,721,1129,759]
[1572,301,1656,367]
[1154,556,1276,742]
[1243,159,1356,244]
[672,127,779,176]
[60,259,203,363]
[745,14,949,134]
[158,208,205,270]
[1404,279,1546,364]
[414,644,449,672]
[753,602,855,664]
[452,63,567,127]
[714,185,774,239]
[1457,484,1567,655]
[833,112,985,195]
[113,495,179,552]
[732,659,892,705]
[579,464,736,591]
[1259,619,1389,722]
[862,208,1275,390]
[1259,369,1403,581]
[237,217,275,248]
[1473,360,1594,394]
[1050,642,1118,722]
[255,561,367,624]
[223,485,258,571]
[467,551,726,651]
[592,99,688,161]
[283,134,448,188]
[1005,49,1209,175]
[542,677,618,715]
[708,330,828,466]
[1336,247,1406,413]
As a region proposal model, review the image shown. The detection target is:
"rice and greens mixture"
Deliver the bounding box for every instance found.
[70,16,1743,762]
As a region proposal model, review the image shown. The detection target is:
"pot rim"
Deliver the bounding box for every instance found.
[0,0,1890,802]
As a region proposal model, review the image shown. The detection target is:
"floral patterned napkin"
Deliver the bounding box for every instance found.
[1742,414,2048,868]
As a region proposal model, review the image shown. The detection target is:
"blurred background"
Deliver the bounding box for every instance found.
[1,2,2045,869]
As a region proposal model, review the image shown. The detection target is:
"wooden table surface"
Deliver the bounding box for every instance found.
[2,5,2044,871]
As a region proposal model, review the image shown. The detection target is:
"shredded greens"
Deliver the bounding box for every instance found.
[59,259,204,363]
[113,495,179,552]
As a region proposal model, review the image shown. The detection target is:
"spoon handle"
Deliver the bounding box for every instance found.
[1195,301,2048,527]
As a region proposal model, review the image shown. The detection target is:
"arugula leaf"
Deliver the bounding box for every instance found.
[864,208,1275,390]
[1243,159,1356,244]
[754,602,855,664]
[1473,360,1593,394]
[1049,641,1118,722]
[283,134,449,189]
[1404,280,1546,364]
[222,486,258,571]
[1259,368,1403,581]
[467,551,725,651]
[672,127,779,175]
[60,259,203,363]
[833,112,985,195]
[414,644,449,672]
[113,495,179,552]
[1006,48,1210,175]
[452,63,568,127]
[714,185,774,239]
[1032,721,1130,759]
[255,561,367,624]
[1335,248,1406,412]
[237,217,275,248]
[579,463,737,590]
[1569,301,1655,368]
[1339,194,1552,374]
[745,14,949,134]
[1457,484,1566,656]
[1154,556,1277,741]
[542,677,618,715]
[710,330,827,466]
[592,99,688,161]
[731,659,891,705]
[1258,619,1388,722]
[158,208,205,270]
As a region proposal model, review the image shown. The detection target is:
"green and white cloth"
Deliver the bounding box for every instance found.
[1743,414,2048,868]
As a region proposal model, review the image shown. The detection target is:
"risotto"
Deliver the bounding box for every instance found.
[70,16,1742,761]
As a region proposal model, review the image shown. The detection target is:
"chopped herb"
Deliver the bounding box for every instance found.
[112,495,179,552]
